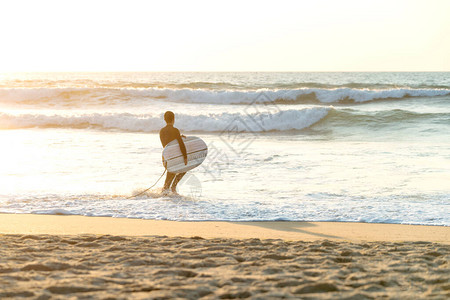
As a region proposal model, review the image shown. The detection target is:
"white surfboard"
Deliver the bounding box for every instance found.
[162,136,208,174]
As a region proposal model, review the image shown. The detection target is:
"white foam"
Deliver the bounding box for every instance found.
[0,107,332,132]
[3,193,448,225]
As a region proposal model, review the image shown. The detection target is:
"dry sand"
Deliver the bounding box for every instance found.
[0,214,449,299]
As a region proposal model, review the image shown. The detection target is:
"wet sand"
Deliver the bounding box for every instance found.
[0,214,449,299]
[0,214,449,243]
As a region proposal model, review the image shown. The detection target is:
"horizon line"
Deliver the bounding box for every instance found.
[2,70,450,73]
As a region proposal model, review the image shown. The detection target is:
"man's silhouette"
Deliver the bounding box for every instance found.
[160,111,188,193]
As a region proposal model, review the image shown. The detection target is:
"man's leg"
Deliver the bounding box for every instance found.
[171,172,186,192]
[163,172,176,191]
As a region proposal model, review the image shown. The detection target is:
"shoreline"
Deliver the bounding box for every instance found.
[1,213,448,243]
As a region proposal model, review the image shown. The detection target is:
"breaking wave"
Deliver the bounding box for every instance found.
[2,106,448,133]
[0,108,332,132]
[1,87,449,106]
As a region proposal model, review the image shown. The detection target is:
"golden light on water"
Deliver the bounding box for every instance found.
[0,131,43,193]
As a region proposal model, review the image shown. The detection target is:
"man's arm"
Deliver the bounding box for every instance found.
[176,130,188,165]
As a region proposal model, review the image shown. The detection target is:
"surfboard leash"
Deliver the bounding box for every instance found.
[126,169,167,199]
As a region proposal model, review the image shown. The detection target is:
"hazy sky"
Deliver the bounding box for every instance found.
[1,0,448,72]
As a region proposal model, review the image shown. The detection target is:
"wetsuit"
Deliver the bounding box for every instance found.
[160,124,188,191]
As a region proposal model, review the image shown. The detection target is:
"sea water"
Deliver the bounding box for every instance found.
[0,72,449,225]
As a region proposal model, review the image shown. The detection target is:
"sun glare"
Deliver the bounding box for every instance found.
[0,0,449,72]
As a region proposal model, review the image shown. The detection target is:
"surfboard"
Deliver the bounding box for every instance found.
[162,136,208,174]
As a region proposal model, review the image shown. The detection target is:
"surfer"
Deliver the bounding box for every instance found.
[160,111,188,193]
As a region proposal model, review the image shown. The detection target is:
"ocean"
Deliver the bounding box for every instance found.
[0,72,449,225]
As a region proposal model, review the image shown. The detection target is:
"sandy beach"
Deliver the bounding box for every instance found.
[0,214,448,299]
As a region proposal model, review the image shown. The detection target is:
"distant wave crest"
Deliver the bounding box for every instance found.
[1,87,449,106]
[140,87,450,104]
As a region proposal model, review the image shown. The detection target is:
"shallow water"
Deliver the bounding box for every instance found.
[0,72,449,225]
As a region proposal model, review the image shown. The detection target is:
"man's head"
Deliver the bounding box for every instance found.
[164,111,175,125]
